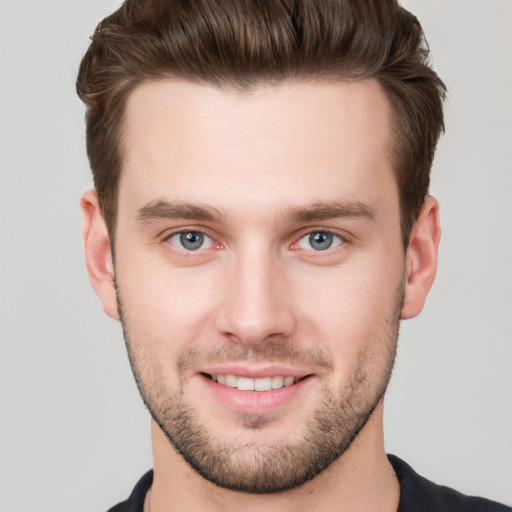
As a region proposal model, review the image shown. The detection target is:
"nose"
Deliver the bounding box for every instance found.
[215,247,296,347]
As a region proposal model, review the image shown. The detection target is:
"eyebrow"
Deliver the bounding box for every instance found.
[136,199,376,225]
[137,200,225,223]
[283,201,376,223]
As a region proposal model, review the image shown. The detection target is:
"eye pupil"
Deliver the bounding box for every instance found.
[180,232,204,250]
[309,232,333,251]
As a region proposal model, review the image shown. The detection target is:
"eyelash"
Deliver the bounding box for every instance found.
[165,230,219,252]
[293,231,344,252]
[163,229,346,254]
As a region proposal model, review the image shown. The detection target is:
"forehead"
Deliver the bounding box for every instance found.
[120,78,396,218]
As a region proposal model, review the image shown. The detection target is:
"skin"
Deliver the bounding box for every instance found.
[82,79,440,512]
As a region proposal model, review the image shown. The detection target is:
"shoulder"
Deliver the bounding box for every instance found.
[107,470,153,512]
[388,455,511,512]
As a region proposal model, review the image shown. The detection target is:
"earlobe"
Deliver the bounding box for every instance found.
[81,190,120,320]
[401,196,441,320]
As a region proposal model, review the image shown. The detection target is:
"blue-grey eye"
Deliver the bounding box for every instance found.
[169,231,213,251]
[297,231,343,251]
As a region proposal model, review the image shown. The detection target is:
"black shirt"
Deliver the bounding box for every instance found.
[107,455,511,512]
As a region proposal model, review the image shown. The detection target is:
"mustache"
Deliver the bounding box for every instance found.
[177,342,334,375]
[115,286,333,374]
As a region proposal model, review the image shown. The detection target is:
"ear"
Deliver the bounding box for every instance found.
[401,196,441,320]
[81,190,120,320]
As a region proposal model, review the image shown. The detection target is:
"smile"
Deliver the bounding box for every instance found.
[208,374,300,391]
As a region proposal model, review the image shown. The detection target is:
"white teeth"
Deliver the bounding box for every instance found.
[255,377,272,391]
[211,374,298,391]
[225,375,237,388]
[237,377,255,391]
[284,376,295,386]
[271,376,284,389]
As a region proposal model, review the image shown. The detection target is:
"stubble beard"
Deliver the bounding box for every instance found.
[117,280,403,494]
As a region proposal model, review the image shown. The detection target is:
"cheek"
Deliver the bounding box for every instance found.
[116,241,206,316]
[292,257,403,357]
[115,251,222,360]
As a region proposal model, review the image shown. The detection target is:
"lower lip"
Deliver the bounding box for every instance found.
[200,374,313,414]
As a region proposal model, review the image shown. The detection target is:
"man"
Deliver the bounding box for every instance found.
[77,1,510,511]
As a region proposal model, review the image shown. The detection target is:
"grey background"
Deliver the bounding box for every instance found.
[0,0,510,510]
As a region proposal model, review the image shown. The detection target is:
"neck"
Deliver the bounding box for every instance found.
[147,401,399,512]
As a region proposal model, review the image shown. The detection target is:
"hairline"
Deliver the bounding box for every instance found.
[106,74,415,248]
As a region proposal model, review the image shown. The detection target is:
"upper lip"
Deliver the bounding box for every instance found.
[199,365,312,379]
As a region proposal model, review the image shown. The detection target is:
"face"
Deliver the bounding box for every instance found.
[113,79,406,493]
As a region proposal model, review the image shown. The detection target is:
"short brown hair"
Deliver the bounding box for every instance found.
[77,0,446,245]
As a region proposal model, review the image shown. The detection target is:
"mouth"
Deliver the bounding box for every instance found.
[199,370,315,414]
[202,373,308,391]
